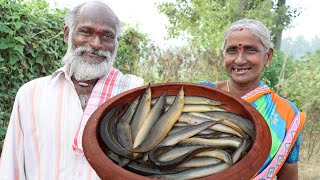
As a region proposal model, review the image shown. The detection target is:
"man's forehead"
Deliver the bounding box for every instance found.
[78,2,118,22]
[75,3,118,30]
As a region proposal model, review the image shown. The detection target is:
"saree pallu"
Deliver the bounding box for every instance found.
[244,82,306,179]
[199,81,306,179]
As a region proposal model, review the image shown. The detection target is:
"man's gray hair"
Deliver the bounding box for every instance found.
[64,1,122,39]
[222,18,273,51]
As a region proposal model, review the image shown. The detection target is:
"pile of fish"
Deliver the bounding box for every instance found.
[99,85,255,180]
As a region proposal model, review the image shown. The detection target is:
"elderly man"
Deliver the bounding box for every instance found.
[0,1,143,179]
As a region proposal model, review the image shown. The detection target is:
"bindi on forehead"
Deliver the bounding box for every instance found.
[239,27,244,31]
[238,43,243,51]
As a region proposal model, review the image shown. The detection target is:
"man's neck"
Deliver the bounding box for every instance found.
[72,77,99,109]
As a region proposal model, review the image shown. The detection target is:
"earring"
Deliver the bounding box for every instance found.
[265,64,269,68]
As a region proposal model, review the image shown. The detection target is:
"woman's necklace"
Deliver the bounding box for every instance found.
[226,80,230,92]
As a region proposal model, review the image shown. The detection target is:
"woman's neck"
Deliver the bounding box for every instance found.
[226,80,260,98]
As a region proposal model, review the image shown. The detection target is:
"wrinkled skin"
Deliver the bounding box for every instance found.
[64,3,117,64]
[221,29,273,97]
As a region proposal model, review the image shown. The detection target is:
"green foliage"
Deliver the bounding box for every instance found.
[261,50,295,91]
[281,50,320,111]
[138,46,227,84]
[280,50,320,160]
[157,0,300,51]
[115,26,149,75]
[0,0,67,151]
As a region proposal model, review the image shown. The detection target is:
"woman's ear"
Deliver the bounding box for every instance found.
[63,26,70,44]
[221,50,227,68]
[265,48,274,67]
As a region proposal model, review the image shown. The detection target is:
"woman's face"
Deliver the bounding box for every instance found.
[222,29,273,87]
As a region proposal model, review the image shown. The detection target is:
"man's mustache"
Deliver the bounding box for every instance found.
[74,46,111,59]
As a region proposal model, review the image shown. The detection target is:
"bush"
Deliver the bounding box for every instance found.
[0,0,67,151]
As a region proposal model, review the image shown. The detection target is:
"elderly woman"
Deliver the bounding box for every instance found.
[200,19,306,180]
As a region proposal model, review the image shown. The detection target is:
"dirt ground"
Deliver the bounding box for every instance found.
[299,144,320,179]
[299,160,320,180]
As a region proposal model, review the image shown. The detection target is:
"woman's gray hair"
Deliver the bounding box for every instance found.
[64,1,122,39]
[222,18,273,51]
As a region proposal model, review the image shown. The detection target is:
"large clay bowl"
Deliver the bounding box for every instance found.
[83,82,271,180]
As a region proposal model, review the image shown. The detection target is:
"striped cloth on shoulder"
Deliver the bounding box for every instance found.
[72,68,143,154]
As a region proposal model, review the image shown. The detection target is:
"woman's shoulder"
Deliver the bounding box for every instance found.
[270,92,300,114]
[269,91,307,130]
[198,81,217,88]
[198,81,226,88]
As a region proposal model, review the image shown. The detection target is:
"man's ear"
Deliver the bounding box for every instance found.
[63,26,70,44]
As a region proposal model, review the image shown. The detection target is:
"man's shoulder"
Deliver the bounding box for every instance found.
[121,74,144,88]
[18,75,53,93]
[123,74,143,81]
[112,68,144,86]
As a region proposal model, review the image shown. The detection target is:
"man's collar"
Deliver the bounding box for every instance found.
[50,65,72,83]
[50,66,115,84]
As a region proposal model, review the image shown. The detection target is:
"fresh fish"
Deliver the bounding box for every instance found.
[159,121,218,146]
[232,139,252,163]
[152,95,223,106]
[177,157,222,168]
[178,113,243,137]
[149,145,217,169]
[99,106,133,159]
[179,137,242,149]
[132,87,185,153]
[195,149,232,165]
[151,162,230,180]
[167,125,192,136]
[156,145,206,162]
[205,111,255,139]
[116,96,140,150]
[130,85,152,140]
[133,92,167,148]
[190,112,247,138]
[106,150,185,175]
[182,104,226,112]
[193,132,230,139]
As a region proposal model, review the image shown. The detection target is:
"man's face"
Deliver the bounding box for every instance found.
[71,6,117,64]
[62,4,118,81]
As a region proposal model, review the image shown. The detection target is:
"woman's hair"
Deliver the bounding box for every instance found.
[222,18,273,51]
[64,1,121,39]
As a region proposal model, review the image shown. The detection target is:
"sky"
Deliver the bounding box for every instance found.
[283,0,320,41]
[48,0,320,44]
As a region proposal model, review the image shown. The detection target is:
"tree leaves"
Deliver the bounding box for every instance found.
[0,0,67,152]
[157,0,300,50]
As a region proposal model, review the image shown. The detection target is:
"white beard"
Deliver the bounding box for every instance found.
[62,45,116,81]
